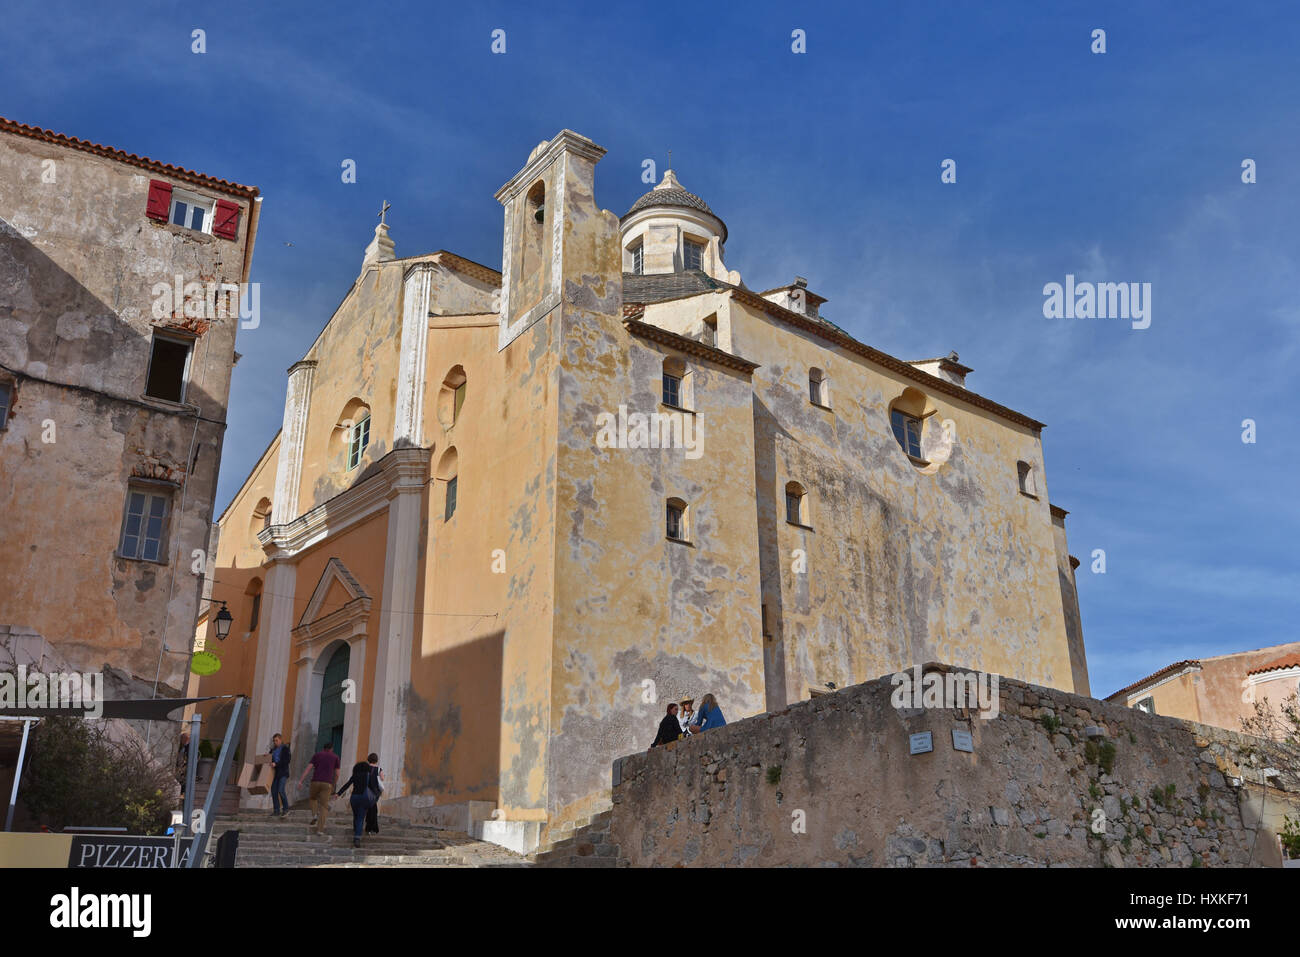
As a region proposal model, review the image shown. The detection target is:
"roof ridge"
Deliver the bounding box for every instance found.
[0,115,259,198]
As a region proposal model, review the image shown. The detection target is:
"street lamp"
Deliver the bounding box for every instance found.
[213,602,233,641]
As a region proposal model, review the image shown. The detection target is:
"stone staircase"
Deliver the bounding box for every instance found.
[531,809,624,867]
[189,781,240,818]
[208,807,532,868]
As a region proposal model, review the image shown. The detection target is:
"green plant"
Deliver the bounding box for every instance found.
[21,716,178,835]
[766,765,782,786]
[1035,831,1046,839]
[1040,714,1061,734]
[1149,783,1177,808]
[1128,731,1137,745]
[1089,782,1102,801]
[1191,855,1202,868]
[1197,783,1210,803]
[1280,815,1300,859]
[198,738,216,759]
[1097,740,1117,775]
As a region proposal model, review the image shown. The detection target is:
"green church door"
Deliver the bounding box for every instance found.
[317,644,350,754]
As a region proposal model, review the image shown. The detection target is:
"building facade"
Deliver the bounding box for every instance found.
[199,131,1087,847]
[0,116,261,703]
[1107,642,1300,738]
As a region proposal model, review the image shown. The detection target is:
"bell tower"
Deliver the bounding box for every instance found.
[495,130,609,350]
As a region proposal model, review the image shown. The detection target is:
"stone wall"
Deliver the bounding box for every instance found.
[602,664,1300,867]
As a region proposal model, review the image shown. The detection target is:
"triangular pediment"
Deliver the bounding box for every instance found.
[298,557,370,627]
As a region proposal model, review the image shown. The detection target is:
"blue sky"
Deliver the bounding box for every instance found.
[4,1,1296,698]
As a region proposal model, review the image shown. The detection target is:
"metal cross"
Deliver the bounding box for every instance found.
[378,200,392,225]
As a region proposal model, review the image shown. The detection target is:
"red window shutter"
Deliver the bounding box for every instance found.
[146,180,172,222]
[213,200,240,240]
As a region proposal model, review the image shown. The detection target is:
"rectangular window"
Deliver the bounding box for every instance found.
[249,593,261,631]
[1136,696,1155,715]
[786,491,801,524]
[119,487,171,563]
[666,502,684,540]
[348,414,370,470]
[169,189,214,233]
[0,381,12,429]
[145,333,193,403]
[809,378,822,405]
[684,240,704,271]
[631,244,643,276]
[702,315,717,348]
[662,373,682,408]
[454,382,466,423]
[444,475,458,521]
[891,409,923,459]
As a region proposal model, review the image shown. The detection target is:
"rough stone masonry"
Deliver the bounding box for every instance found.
[601,664,1300,867]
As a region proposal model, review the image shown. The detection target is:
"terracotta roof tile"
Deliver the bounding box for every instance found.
[0,115,259,199]
[1105,660,1201,701]
[1246,653,1300,677]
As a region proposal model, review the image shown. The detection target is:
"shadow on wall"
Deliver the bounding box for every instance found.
[403,629,505,804]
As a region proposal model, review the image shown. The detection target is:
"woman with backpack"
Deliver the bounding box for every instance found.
[336,759,379,848]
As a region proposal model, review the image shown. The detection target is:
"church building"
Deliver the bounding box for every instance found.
[199,131,1088,850]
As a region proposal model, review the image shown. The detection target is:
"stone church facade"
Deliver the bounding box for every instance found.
[199,130,1088,847]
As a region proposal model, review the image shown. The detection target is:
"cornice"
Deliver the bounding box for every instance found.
[259,447,430,561]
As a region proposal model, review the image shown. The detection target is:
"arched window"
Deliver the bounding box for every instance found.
[334,399,371,471]
[809,368,829,407]
[251,497,273,534]
[246,577,263,632]
[666,497,689,542]
[438,366,467,430]
[1017,461,1037,497]
[785,481,808,526]
[662,356,692,410]
[437,447,459,522]
[888,388,930,463]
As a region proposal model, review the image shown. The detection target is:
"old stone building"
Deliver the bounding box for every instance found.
[0,116,261,703]
[199,130,1088,850]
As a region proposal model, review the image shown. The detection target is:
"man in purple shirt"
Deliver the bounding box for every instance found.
[297,741,341,835]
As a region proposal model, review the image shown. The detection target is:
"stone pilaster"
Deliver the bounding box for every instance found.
[272,360,316,526]
[394,263,433,448]
[367,448,430,797]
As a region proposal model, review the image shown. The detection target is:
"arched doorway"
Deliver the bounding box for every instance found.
[317,643,350,754]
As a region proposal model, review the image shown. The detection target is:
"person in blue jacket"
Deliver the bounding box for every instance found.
[689,693,726,732]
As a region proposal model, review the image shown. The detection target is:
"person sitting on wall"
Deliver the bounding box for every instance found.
[678,698,696,734]
[650,702,684,750]
[689,693,726,733]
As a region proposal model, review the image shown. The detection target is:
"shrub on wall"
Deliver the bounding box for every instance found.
[22,716,179,835]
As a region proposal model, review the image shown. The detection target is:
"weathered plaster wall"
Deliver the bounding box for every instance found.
[608,666,1300,867]
[0,131,254,694]
[1051,508,1089,695]
[546,150,766,834]
[404,311,557,819]
[729,301,1077,702]
[296,265,406,511]
[194,433,280,708]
